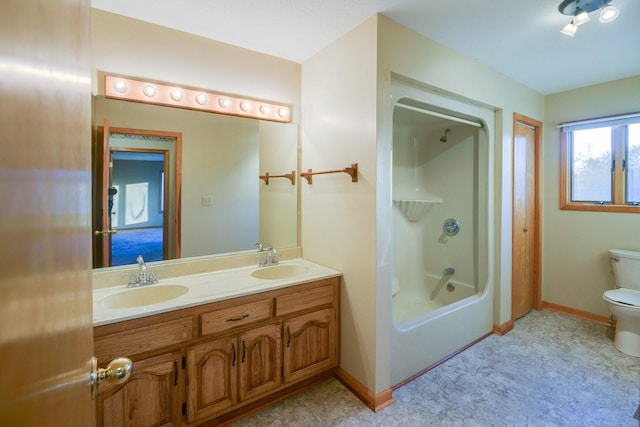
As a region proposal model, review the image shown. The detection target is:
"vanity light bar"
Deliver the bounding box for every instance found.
[104,75,291,123]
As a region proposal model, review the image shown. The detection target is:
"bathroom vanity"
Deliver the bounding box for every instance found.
[93,259,341,426]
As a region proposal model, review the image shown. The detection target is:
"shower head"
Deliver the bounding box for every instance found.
[440,128,451,143]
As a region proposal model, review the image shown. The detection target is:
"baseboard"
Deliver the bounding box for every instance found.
[541,301,610,325]
[493,319,514,335]
[334,367,395,412]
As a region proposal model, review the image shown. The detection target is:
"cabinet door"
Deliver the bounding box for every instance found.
[96,351,182,427]
[283,308,337,384]
[186,335,238,423]
[238,323,282,402]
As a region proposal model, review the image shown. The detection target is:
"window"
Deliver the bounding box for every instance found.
[560,113,640,213]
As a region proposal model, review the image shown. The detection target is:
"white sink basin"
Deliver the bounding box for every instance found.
[251,265,309,280]
[102,285,189,309]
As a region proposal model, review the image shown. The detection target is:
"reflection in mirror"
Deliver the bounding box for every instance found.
[92,96,298,270]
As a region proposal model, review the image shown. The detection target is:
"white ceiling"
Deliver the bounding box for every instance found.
[91,0,640,95]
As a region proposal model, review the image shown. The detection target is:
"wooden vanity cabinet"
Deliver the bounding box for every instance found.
[283,308,336,384]
[94,276,339,427]
[276,281,338,384]
[95,350,184,427]
[186,322,282,423]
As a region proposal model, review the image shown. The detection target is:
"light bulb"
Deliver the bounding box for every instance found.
[259,105,271,115]
[170,89,184,101]
[561,22,577,37]
[573,10,590,26]
[277,107,290,118]
[195,94,208,105]
[219,98,231,108]
[113,80,127,93]
[142,85,157,97]
[240,101,251,111]
[599,5,619,23]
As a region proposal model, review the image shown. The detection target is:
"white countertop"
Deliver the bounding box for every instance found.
[93,259,341,326]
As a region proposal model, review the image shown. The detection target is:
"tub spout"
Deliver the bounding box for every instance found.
[443,267,455,276]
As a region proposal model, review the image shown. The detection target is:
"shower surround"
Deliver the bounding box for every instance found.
[387,79,494,387]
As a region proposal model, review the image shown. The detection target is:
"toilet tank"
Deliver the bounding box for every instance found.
[609,249,640,290]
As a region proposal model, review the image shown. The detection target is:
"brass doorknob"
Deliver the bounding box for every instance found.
[90,356,133,399]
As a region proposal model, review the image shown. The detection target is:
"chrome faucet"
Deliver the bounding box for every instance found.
[267,247,278,265]
[257,247,279,267]
[137,255,147,283]
[126,255,159,287]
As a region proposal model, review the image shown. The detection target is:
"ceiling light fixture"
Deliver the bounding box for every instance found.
[558,0,620,36]
[599,4,619,22]
[573,9,591,25]
[560,21,578,37]
[103,75,291,123]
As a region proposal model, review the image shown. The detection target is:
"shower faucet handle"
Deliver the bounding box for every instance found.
[443,267,455,276]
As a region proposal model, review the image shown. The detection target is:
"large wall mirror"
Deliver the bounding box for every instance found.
[92,95,299,270]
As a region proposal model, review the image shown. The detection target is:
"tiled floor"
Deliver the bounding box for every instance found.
[231,310,640,427]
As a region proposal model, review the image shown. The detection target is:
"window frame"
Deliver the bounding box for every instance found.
[559,112,640,213]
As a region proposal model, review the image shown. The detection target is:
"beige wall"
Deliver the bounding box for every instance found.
[259,121,299,249]
[543,75,640,316]
[91,9,301,119]
[301,15,380,392]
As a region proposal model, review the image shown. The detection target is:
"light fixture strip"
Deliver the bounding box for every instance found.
[104,75,291,123]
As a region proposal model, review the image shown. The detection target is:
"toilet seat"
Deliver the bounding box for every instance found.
[604,288,640,307]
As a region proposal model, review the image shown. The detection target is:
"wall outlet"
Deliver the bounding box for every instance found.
[201,196,213,206]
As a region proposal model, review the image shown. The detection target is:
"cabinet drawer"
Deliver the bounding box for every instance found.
[200,298,272,336]
[94,317,193,363]
[276,282,335,317]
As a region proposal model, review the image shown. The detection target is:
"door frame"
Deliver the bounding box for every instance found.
[93,126,182,267]
[511,113,543,320]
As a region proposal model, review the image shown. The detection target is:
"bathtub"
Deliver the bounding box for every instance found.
[393,273,476,325]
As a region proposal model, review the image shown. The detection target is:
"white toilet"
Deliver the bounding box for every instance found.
[603,248,640,357]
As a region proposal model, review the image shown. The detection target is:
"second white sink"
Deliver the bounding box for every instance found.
[251,265,309,280]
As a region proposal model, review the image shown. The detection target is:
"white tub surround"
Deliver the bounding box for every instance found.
[93,258,341,326]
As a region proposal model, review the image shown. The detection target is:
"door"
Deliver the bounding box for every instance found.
[283,308,337,384]
[0,0,95,426]
[238,323,282,401]
[512,114,542,320]
[95,119,113,267]
[186,336,238,423]
[92,126,182,268]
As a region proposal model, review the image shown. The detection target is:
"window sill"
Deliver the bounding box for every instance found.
[560,203,640,213]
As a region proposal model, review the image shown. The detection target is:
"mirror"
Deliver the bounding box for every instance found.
[92,95,299,269]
